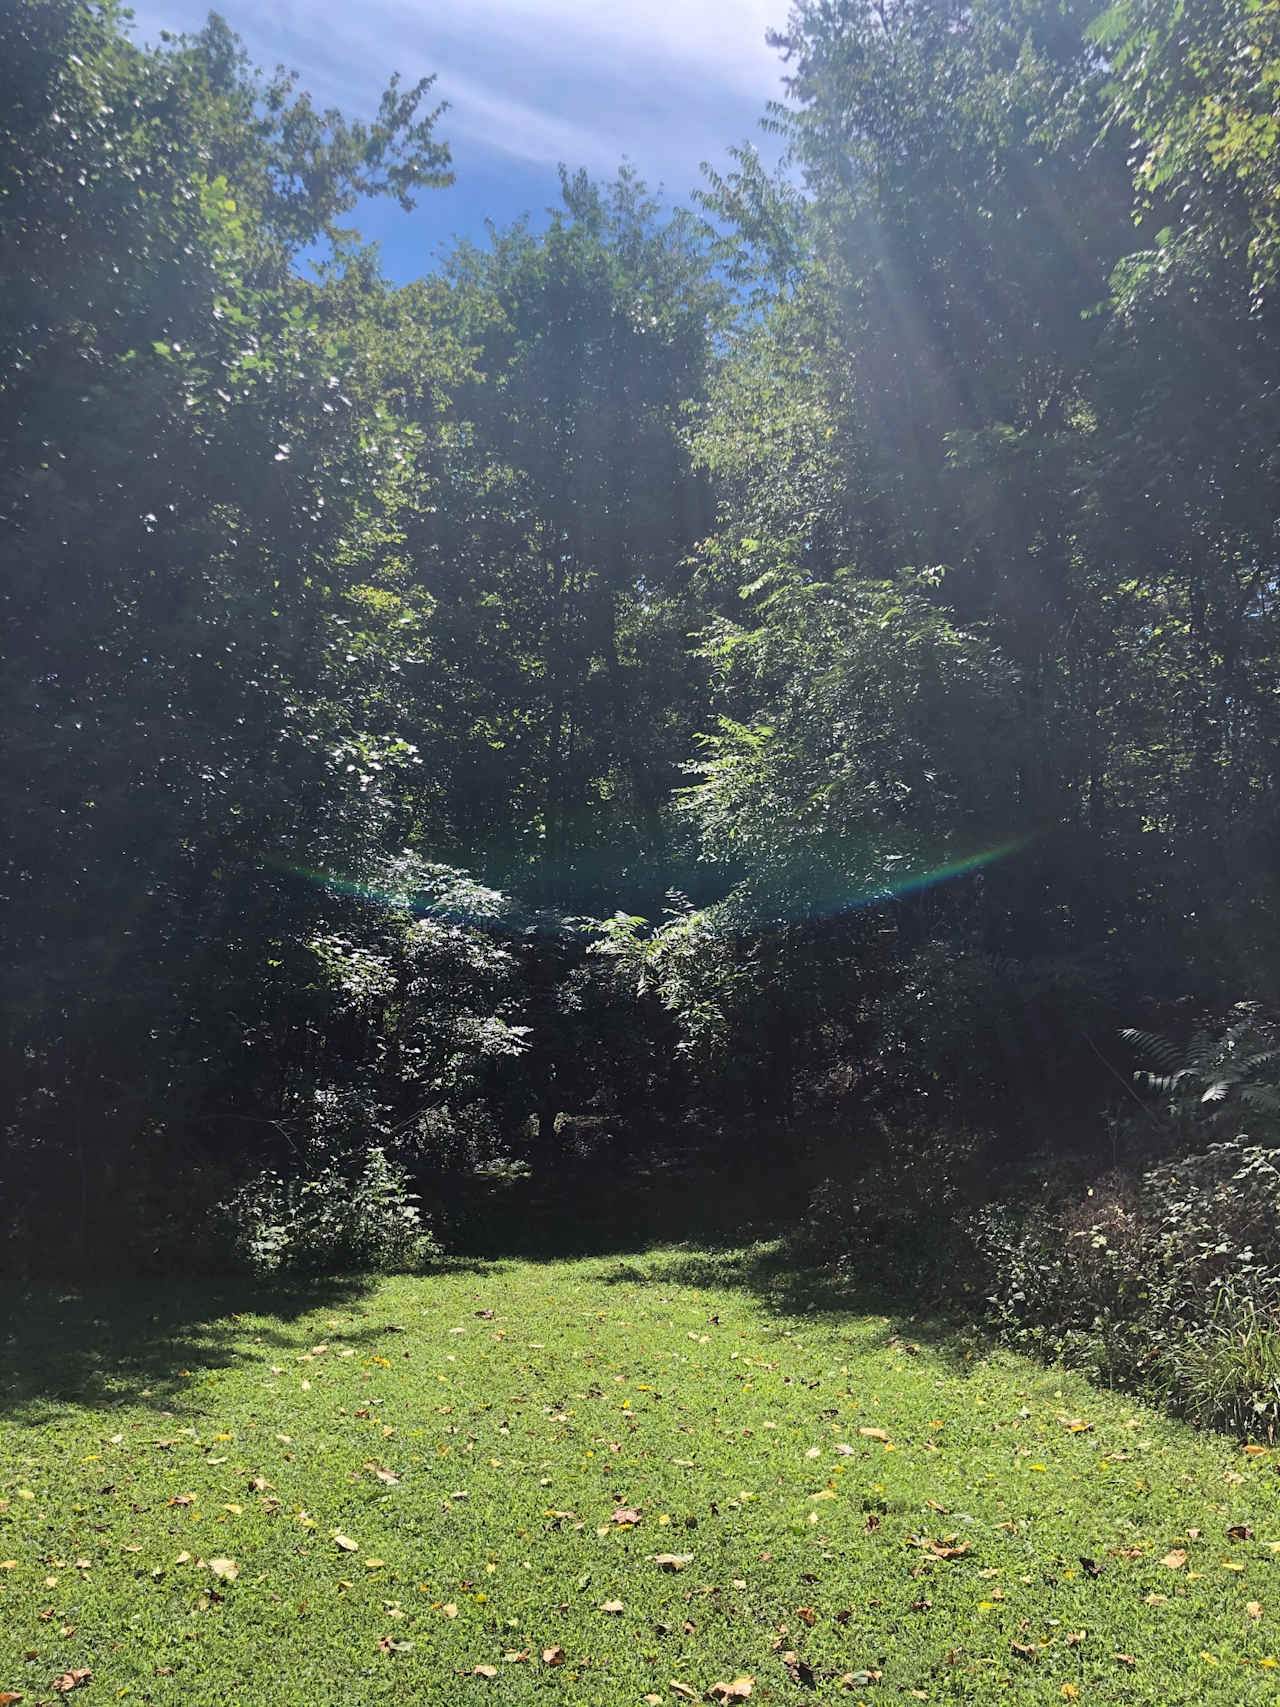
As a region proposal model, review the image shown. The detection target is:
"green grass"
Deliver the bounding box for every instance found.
[3,1247,1280,1705]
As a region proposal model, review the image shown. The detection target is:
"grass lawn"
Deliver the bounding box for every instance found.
[2,1245,1279,1705]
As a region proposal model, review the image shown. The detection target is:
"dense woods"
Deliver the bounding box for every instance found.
[5,0,1280,1420]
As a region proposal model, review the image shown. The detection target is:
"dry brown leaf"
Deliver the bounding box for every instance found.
[1248,1601,1263,1620]
[542,1647,566,1666]
[669,1684,699,1702]
[442,1602,458,1618]
[928,1538,970,1560]
[612,1507,643,1525]
[1056,1416,1093,1433]
[600,1599,625,1614]
[708,1679,754,1702]
[471,1664,498,1678]
[208,1558,238,1580]
[1160,1549,1188,1570]
[651,1554,694,1572]
[858,1428,890,1442]
[51,1673,91,1695]
[0,1693,22,1705]
[1114,1653,1136,1669]
[795,1606,816,1627]
[1010,1641,1037,1662]
[1228,1525,1255,1541]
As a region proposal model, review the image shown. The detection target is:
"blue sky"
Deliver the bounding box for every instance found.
[124,0,794,282]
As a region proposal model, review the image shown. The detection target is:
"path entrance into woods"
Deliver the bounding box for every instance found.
[1,1249,1276,1704]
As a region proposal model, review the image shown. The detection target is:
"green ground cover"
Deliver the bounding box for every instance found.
[2,1248,1279,1705]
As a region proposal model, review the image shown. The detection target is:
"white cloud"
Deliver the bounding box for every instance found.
[127,0,791,184]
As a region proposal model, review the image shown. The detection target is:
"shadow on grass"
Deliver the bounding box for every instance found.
[0,1256,506,1425]
[584,1242,991,1376]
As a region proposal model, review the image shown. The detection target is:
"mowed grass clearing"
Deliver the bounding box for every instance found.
[2,1247,1279,1705]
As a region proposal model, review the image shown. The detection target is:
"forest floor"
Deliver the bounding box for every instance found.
[1,1247,1278,1705]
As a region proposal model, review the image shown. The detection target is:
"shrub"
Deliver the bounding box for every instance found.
[978,1141,1280,1433]
[215,1144,437,1277]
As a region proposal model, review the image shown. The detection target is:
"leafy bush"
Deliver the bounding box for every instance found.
[216,1145,437,1277]
[979,1141,1280,1433]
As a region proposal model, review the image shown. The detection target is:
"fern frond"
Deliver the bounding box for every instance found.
[1121,1027,1184,1071]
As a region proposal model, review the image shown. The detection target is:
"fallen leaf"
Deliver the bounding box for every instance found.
[1057,1416,1093,1433]
[651,1554,694,1572]
[1114,1653,1136,1669]
[1161,1549,1188,1570]
[858,1428,890,1442]
[1228,1525,1255,1541]
[600,1600,625,1614]
[1248,1602,1263,1620]
[928,1538,969,1560]
[472,1664,498,1678]
[442,1603,458,1618]
[208,1558,238,1580]
[333,1535,359,1553]
[805,1446,821,1459]
[669,1684,699,1701]
[781,1653,817,1688]
[542,1647,565,1666]
[1061,1687,1079,1701]
[0,1694,22,1705]
[1010,1641,1037,1662]
[51,1674,92,1695]
[612,1507,643,1525]
[708,1680,754,1702]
